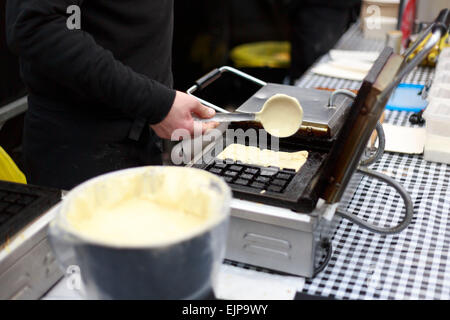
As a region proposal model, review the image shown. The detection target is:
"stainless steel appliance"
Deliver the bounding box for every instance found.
[0,181,62,299]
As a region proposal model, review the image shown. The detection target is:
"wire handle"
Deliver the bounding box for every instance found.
[382,9,449,102]
[187,66,267,114]
[336,166,414,235]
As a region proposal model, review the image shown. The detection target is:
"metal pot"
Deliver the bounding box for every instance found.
[48,166,231,299]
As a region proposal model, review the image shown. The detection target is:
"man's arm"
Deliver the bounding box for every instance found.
[6,0,175,124]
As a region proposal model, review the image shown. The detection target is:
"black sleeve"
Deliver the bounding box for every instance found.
[286,0,362,10]
[5,0,175,124]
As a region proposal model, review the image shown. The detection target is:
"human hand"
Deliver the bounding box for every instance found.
[150,91,219,140]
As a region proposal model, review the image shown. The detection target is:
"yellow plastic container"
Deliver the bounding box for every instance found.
[230,41,291,69]
[0,146,26,184]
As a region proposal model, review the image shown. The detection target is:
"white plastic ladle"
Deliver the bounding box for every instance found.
[199,94,303,138]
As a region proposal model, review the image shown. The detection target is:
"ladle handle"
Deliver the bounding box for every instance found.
[196,112,256,123]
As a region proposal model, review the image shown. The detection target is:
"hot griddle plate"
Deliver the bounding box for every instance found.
[194,143,329,213]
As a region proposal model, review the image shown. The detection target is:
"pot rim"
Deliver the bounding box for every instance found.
[51,166,232,249]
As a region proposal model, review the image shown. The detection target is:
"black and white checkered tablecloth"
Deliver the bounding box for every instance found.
[296,24,450,300]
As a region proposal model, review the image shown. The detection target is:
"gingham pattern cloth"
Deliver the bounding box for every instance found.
[297,24,450,300]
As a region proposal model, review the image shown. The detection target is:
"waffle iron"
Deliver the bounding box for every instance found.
[187,48,400,212]
[0,181,62,299]
[180,29,450,276]
[192,84,352,213]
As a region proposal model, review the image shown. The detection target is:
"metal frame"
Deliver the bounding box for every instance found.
[187,66,267,114]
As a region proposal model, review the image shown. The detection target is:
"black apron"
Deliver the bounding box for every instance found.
[23,95,163,190]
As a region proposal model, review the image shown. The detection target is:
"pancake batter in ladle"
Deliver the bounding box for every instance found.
[199,94,304,138]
